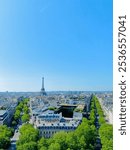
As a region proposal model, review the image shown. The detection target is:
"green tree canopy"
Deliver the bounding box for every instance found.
[21,113,30,123]
[0,125,13,149]
[16,123,39,150]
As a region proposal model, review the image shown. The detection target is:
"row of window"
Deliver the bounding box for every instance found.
[40,130,69,138]
[39,115,60,118]
[38,126,76,130]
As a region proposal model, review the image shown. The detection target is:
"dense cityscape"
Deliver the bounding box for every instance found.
[0,78,113,150]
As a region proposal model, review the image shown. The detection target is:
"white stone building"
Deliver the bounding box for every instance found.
[34,110,82,138]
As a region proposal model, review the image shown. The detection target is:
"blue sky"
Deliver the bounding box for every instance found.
[0,0,112,91]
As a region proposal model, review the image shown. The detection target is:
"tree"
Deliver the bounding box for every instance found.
[23,98,29,105]
[99,124,113,150]
[17,141,37,150]
[48,143,61,150]
[16,102,24,111]
[39,146,48,150]
[75,118,97,149]
[23,105,29,113]
[66,132,77,150]
[48,107,57,111]
[89,109,96,125]
[50,131,68,150]
[12,120,17,126]
[14,110,21,121]
[16,124,39,149]
[0,135,10,149]
[0,125,13,149]
[38,137,48,150]
[21,113,29,123]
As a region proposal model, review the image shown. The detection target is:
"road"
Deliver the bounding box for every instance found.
[8,125,22,150]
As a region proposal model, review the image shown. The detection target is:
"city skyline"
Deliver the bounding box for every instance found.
[0,0,112,92]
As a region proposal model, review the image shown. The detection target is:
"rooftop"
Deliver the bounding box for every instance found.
[0,110,7,116]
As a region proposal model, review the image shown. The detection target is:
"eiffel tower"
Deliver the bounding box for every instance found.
[41,77,46,96]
